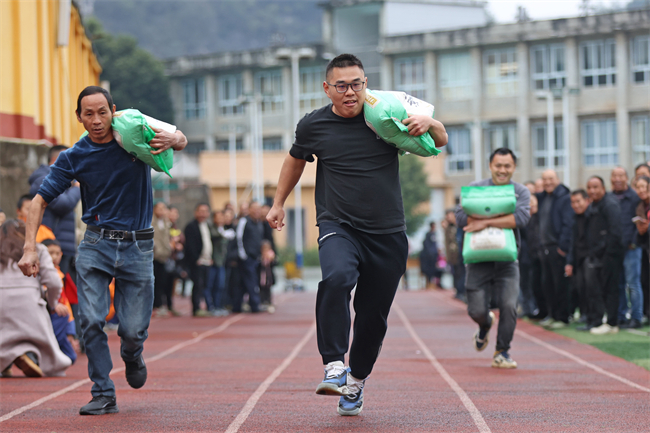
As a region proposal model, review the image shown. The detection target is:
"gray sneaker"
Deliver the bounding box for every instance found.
[315,361,349,396]
[491,351,518,369]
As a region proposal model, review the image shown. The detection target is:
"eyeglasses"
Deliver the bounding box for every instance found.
[326,81,366,93]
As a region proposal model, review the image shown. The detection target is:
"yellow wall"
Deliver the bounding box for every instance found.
[0,0,101,146]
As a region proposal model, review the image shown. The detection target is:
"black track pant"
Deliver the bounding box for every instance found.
[316,222,408,380]
[541,246,570,323]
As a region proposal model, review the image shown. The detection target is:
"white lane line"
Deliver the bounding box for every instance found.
[0,314,246,423]
[515,330,650,393]
[225,322,317,433]
[426,290,650,394]
[394,303,492,433]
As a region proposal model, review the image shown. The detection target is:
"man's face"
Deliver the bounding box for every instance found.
[154,203,168,219]
[17,201,30,222]
[525,183,536,195]
[635,165,650,179]
[529,195,538,215]
[489,154,516,185]
[76,93,115,144]
[324,66,367,118]
[534,179,544,193]
[635,179,649,201]
[214,212,225,226]
[47,244,63,267]
[570,194,590,215]
[587,178,606,202]
[445,212,456,225]
[542,171,559,194]
[195,205,210,222]
[249,203,262,220]
[49,150,62,166]
[610,168,628,192]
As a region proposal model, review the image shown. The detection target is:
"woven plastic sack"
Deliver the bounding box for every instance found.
[462,227,518,263]
[460,185,516,217]
[363,89,440,157]
[81,109,174,177]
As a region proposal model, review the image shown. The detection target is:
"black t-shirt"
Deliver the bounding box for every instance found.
[289,104,406,234]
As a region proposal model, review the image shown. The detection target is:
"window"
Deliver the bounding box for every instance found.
[580,39,616,87]
[394,57,426,99]
[632,35,650,84]
[484,48,518,97]
[438,52,472,100]
[531,122,565,168]
[300,66,328,113]
[484,124,518,157]
[183,78,206,120]
[632,116,650,164]
[255,70,283,113]
[445,127,473,173]
[218,74,244,116]
[262,136,283,151]
[184,141,205,155]
[216,138,244,151]
[582,118,618,166]
[531,44,566,90]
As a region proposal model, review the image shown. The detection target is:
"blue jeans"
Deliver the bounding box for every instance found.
[205,265,226,311]
[618,247,644,322]
[76,230,154,397]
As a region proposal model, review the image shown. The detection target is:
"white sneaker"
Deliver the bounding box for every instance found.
[589,323,619,335]
[315,361,349,396]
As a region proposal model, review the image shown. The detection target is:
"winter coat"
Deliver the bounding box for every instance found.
[444,223,459,266]
[536,184,574,253]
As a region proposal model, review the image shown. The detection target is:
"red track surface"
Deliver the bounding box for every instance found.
[1,290,649,432]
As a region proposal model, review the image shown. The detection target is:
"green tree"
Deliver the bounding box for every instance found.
[399,154,431,235]
[85,18,174,123]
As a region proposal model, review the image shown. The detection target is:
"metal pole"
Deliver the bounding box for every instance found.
[546,91,555,170]
[291,53,303,268]
[563,88,570,188]
[229,128,237,205]
[250,96,259,202]
[257,95,264,203]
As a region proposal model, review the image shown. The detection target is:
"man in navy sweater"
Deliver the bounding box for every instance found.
[18,86,187,415]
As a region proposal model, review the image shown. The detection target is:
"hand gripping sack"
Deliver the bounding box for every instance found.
[462,227,518,263]
[363,89,441,157]
[460,185,516,217]
[81,109,175,177]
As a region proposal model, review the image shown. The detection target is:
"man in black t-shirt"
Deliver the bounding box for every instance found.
[267,54,448,416]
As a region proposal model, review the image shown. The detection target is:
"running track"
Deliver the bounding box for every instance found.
[1,290,648,432]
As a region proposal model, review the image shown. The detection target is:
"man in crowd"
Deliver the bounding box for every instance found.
[152,201,176,317]
[536,170,574,328]
[184,203,213,317]
[610,167,644,329]
[267,53,447,416]
[18,86,187,415]
[565,190,592,330]
[234,201,263,313]
[442,209,462,301]
[455,148,530,369]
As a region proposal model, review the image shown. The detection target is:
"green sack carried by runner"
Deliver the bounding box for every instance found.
[363,89,440,157]
[81,109,174,177]
[460,185,516,217]
[462,228,518,263]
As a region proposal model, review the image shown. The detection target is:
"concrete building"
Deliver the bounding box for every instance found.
[164,2,650,251]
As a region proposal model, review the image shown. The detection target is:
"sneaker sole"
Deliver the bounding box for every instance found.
[338,403,363,416]
[79,406,119,415]
[491,361,518,369]
[14,355,43,377]
[316,382,349,396]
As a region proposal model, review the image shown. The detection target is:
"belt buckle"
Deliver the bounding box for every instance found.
[108,230,125,240]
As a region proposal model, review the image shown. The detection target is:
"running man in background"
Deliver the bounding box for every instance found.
[267,54,447,416]
[455,148,531,369]
[18,86,187,415]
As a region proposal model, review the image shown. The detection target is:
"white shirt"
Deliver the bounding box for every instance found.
[198,221,213,266]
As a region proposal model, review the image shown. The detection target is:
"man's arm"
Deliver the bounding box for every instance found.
[149,128,188,154]
[266,154,307,231]
[463,214,517,233]
[17,195,48,277]
[401,115,448,147]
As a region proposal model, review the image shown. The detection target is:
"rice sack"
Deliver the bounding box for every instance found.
[81,109,175,177]
[461,185,518,263]
[363,89,440,157]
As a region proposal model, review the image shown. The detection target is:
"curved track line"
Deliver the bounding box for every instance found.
[225,322,317,433]
[394,303,492,433]
[426,290,650,393]
[0,314,246,423]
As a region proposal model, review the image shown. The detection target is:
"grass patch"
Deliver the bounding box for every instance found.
[547,322,650,371]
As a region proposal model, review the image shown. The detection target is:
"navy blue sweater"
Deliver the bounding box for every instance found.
[38,135,153,231]
[29,164,81,256]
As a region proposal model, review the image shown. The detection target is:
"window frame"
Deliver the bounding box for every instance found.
[531,121,566,168]
[182,78,206,120]
[483,123,518,158]
[483,47,518,97]
[438,52,472,101]
[299,66,328,113]
[218,74,244,117]
[579,39,617,88]
[631,115,650,165]
[581,118,618,167]
[530,43,567,91]
[394,56,427,100]
[631,35,650,84]
[254,69,284,113]
[444,127,473,174]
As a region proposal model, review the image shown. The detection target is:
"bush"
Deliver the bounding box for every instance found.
[276,246,320,267]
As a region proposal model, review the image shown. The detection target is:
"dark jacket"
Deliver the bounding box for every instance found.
[183,220,203,268]
[585,194,625,261]
[536,184,574,253]
[609,188,641,247]
[236,216,263,261]
[566,213,589,266]
[525,213,542,262]
[420,231,439,277]
[29,164,81,257]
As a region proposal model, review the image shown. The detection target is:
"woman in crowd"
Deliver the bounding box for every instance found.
[633,176,649,320]
[0,219,71,377]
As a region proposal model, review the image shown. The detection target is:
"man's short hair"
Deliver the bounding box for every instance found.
[524,180,535,186]
[489,147,517,165]
[76,86,113,114]
[611,166,629,178]
[48,145,68,163]
[16,194,34,210]
[325,54,364,80]
[588,175,606,188]
[635,163,650,173]
[195,202,210,211]
[571,189,589,199]
[41,238,61,248]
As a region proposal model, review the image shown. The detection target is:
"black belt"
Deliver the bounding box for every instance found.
[87,225,154,241]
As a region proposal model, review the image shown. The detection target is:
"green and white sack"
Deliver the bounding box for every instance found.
[363,89,440,157]
[81,109,175,177]
[460,185,516,217]
[462,227,518,263]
